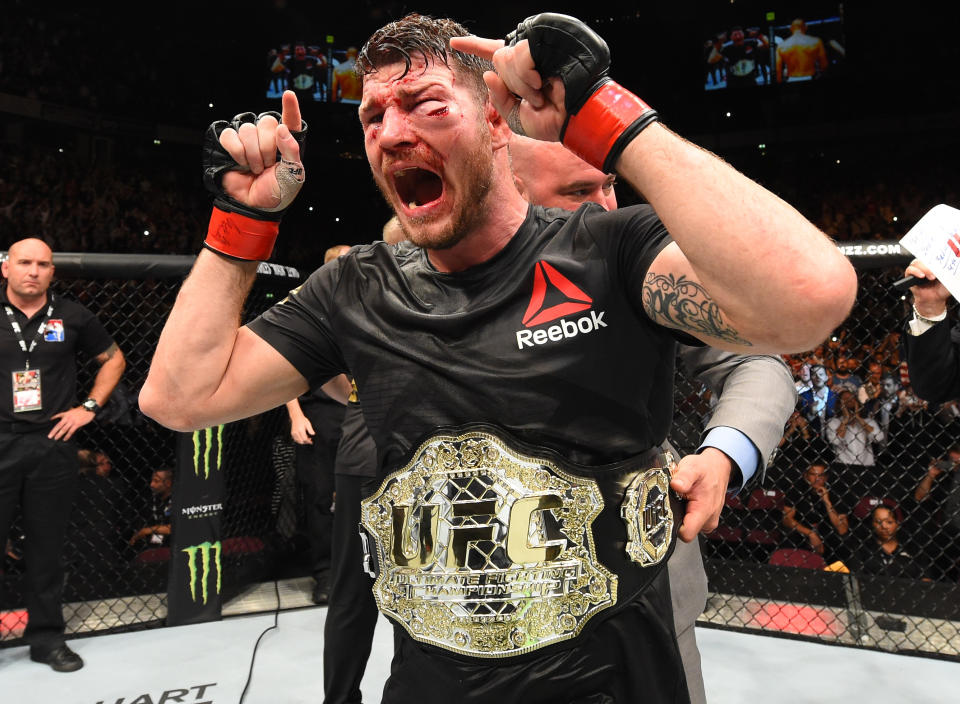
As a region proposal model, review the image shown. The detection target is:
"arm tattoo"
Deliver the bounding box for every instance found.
[96,342,120,363]
[642,272,753,346]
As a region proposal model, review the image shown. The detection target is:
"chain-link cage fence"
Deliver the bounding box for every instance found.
[674,246,960,661]
[0,254,305,646]
[2,247,958,662]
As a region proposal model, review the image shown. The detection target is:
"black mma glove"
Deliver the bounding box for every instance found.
[506,13,658,173]
[201,111,307,261]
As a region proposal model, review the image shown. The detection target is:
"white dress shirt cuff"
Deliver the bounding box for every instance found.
[908,305,947,336]
[698,426,760,494]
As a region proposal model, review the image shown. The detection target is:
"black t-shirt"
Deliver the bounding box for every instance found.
[0,289,114,426]
[249,203,686,477]
[150,493,173,547]
[334,391,377,478]
[786,486,846,531]
[285,57,321,93]
[722,40,764,84]
[923,467,960,532]
[856,541,925,580]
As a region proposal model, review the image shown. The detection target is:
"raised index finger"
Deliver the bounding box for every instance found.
[281,90,303,132]
[450,35,504,61]
[275,124,301,164]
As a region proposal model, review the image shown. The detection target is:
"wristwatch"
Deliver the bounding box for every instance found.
[81,398,100,413]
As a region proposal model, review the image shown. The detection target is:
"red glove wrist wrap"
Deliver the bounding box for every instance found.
[562,81,654,172]
[205,207,280,261]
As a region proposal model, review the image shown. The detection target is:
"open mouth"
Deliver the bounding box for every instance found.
[393,167,443,210]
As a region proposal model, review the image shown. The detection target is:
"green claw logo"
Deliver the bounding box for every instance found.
[192,425,224,479]
[182,541,222,604]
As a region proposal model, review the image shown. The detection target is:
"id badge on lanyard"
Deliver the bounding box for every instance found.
[5,296,54,413]
[12,369,41,412]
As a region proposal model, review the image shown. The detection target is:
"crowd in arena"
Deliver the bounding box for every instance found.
[698,305,960,584]
[1,139,953,259]
[0,142,207,256]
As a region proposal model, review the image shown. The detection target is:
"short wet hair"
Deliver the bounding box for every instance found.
[356,14,493,99]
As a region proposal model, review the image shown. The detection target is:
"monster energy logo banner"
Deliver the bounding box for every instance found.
[182,541,222,605]
[168,425,228,626]
[192,425,224,479]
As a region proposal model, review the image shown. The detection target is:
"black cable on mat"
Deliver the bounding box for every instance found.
[238,580,281,703]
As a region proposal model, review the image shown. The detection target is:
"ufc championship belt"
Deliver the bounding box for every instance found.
[359,425,683,659]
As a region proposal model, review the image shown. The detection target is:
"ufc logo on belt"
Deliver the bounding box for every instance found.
[391,494,567,569]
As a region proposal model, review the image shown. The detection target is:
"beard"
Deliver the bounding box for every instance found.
[373,130,495,251]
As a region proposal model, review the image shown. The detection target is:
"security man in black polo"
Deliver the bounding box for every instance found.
[0,238,125,672]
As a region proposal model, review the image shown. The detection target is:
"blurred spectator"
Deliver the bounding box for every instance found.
[894,377,940,464]
[822,331,850,372]
[128,468,173,548]
[853,505,926,580]
[770,410,829,488]
[830,356,863,395]
[876,331,902,368]
[863,372,900,444]
[913,446,960,581]
[798,364,837,434]
[933,398,960,425]
[792,358,812,393]
[77,448,113,478]
[898,379,928,414]
[825,389,884,502]
[0,142,206,256]
[781,462,850,562]
[856,360,887,406]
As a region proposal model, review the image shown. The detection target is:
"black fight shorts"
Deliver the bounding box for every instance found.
[380,570,690,704]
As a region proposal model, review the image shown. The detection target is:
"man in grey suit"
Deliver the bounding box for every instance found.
[510,135,797,703]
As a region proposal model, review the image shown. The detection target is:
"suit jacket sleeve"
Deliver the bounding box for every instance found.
[678,345,797,475]
[903,318,960,403]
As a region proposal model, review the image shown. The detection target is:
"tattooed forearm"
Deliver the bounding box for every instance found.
[642,272,753,346]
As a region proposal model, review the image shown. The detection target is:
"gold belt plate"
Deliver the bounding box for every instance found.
[360,429,617,658]
[621,452,676,567]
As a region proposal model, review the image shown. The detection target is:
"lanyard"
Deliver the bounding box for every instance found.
[3,294,55,371]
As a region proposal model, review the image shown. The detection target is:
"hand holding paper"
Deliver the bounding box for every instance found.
[898,204,960,315]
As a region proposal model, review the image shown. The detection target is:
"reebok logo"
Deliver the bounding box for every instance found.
[516,261,607,349]
[516,312,608,349]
